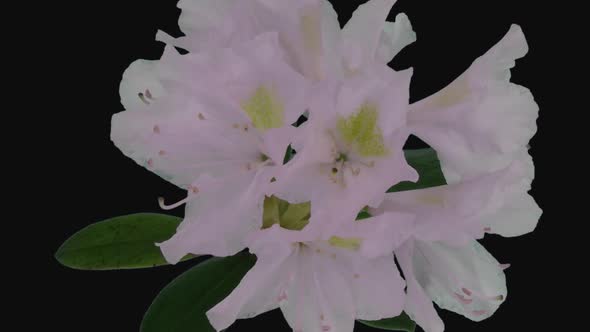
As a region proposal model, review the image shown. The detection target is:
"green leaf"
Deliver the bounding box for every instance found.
[389,148,447,193]
[283,144,295,164]
[358,312,417,331]
[55,213,194,270]
[141,252,256,332]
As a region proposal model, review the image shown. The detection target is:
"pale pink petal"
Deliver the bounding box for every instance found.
[376,13,416,64]
[328,248,406,320]
[341,0,397,72]
[412,240,507,322]
[280,246,356,332]
[396,241,445,332]
[111,95,260,188]
[408,25,538,182]
[480,153,542,237]
[207,227,296,331]
[158,169,273,261]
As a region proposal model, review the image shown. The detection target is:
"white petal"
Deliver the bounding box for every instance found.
[158,169,272,261]
[319,0,344,79]
[111,96,259,188]
[342,0,397,71]
[280,247,356,332]
[119,59,166,111]
[345,252,406,320]
[207,226,296,331]
[413,240,507,322]
[177,0,233,36]
[483,193,541,237]
[376,13,416,64]
[396,241,445,332]
[481,153,542,237]
[408,25,538,181]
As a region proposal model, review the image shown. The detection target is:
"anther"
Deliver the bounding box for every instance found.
[198,113,205,120]
[145,89,154,100]
[153,125,160,134]
[158,150,166,156]
[491,295,504,301]
[138,92,150,105]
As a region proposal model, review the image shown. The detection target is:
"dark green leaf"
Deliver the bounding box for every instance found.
[55,213,194,270]
[389,148,447,193]
[356,210,372,220]
[141,252,256,332]
[284,144,295,164]
[358,312,416,331]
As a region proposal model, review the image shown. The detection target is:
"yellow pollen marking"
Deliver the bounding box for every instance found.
[241,85,285,132]
[328,236,362,251]
[336,103,388,157]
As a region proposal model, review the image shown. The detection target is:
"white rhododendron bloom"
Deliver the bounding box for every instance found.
[112,33,309,259]
[407,25,541,238]
[271,65,418,231]
[110,0,541,331]
[207,218,413,332]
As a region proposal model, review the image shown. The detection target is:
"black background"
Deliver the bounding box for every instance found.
[41,0,572,331]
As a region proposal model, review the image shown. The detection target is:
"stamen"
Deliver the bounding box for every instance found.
[158,187,199,210]
[198,113,206,120]
[138,92,150,105]
[158,197,191,210]
[490,295,504,301]
[153,125,160,134]
[158,150,166,156]
[462,288,472,296]
[145,89,153,100]
[484,227,492,232]
[454,292,473,305]
[321,326,331,332]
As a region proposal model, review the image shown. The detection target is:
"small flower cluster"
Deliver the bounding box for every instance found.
[111,1,540,331]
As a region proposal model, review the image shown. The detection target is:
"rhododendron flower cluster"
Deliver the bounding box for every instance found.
[111,1,541,331]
